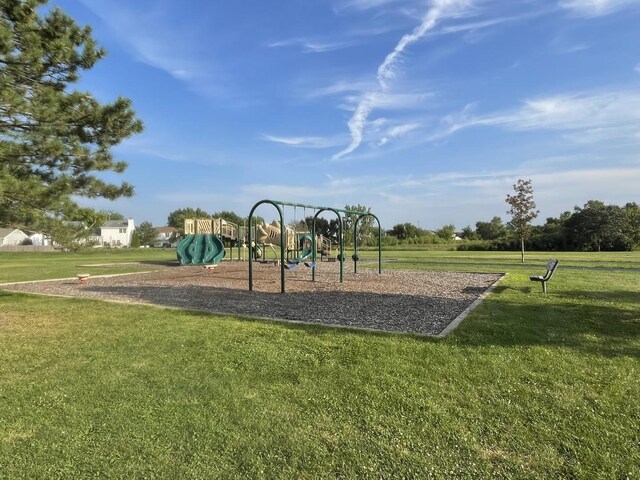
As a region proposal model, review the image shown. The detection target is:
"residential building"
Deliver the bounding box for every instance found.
[0,228,29,247]
[154,226,177,247]
[100,219,135,247]
[28,232,52,246]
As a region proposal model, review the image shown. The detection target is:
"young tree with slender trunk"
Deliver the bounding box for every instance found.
[506,179,539,262]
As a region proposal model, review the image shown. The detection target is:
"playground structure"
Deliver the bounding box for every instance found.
[255,220,332,265]
[175,200,381,294]
[248,199,382,293]
[176,215,332,267]
[176,218,234,265]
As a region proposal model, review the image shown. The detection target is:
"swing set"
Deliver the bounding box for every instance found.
[247,199,382,293]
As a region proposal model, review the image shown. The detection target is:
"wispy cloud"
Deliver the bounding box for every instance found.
[119,136,239,167]
[428,7,554,38]
[267,38,357,53]
[434,89,640,140]
[562,125,640,144]
[76,0,233,101]
[376,1,473,88]
[553,43,591,54]
[388,122,421,137]
[335,93,378,159]
[559,0,640,17]
[305,79,379,99]
[378,122,421,145]
[339,91,435,111]
[501,91,640,130]
[332,0,475,160]
[236,163,640,227]
[262,134,347,149]
[156,192,231,204]
[334,0,410,13]
[548,34,591,54]
[91,161,640,229]
[78,1,200,79]
[241,184,342,201]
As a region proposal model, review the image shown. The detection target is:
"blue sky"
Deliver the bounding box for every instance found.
[55,0,640,229]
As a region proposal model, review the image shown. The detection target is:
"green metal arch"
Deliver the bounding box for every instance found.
[353,213,382,274]
[248,200,285,293]
[311,207,345,283]
[248,199,381,292]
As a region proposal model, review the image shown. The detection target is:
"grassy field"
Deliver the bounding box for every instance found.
[1,249,638,478]
[0,248,177,284]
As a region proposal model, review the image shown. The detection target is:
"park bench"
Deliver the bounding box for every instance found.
[529,259,559,294]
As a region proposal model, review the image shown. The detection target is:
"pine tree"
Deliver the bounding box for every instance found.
[0,0,143,234]
[129,229,140,248]
[506,179,539,262]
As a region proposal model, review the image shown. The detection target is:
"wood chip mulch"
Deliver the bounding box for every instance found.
[1,261,503,336]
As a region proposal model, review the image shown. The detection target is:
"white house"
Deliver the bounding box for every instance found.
[0,228,29,247]
[100,219,135,247]
[154,226,177,247]
[28,232,52,246]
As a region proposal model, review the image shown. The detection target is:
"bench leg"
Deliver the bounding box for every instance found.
[542,281,547,294]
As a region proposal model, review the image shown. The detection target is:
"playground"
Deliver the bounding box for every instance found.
[1,200,507,335]
[0,261,503,335]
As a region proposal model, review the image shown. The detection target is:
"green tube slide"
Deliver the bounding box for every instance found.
[292,234,314,263]
[189,234,204,263]
[176,235,195,265]
[177,234,226,265]
[203,234,225,264]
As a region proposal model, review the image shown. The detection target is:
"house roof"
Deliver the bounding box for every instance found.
[0,227,27,239]
[103,220,129,228]
[64,221,85,228]
[154,226,177,233]
[0,228,19,239]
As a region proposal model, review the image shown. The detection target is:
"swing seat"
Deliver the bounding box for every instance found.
[284,262,297,270]
[304,262,315,268]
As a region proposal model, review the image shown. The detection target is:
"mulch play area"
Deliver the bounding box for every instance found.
[1,261,503,336]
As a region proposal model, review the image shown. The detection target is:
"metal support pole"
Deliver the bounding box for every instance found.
[353,213,382,275]
[312,208,343,283]
[353,220,358,274]
[248,200,285,293]
[249,200,376,290]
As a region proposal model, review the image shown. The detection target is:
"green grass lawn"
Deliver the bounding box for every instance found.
[0,248,178,283]
[1,249,638,478]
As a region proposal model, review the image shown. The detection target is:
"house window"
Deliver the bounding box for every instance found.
[119,228,126,233]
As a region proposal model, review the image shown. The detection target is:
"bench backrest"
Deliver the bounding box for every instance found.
[544,259,559,281]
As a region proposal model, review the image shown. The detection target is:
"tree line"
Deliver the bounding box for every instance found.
[385,200,640,252]
[166,198,640,253]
